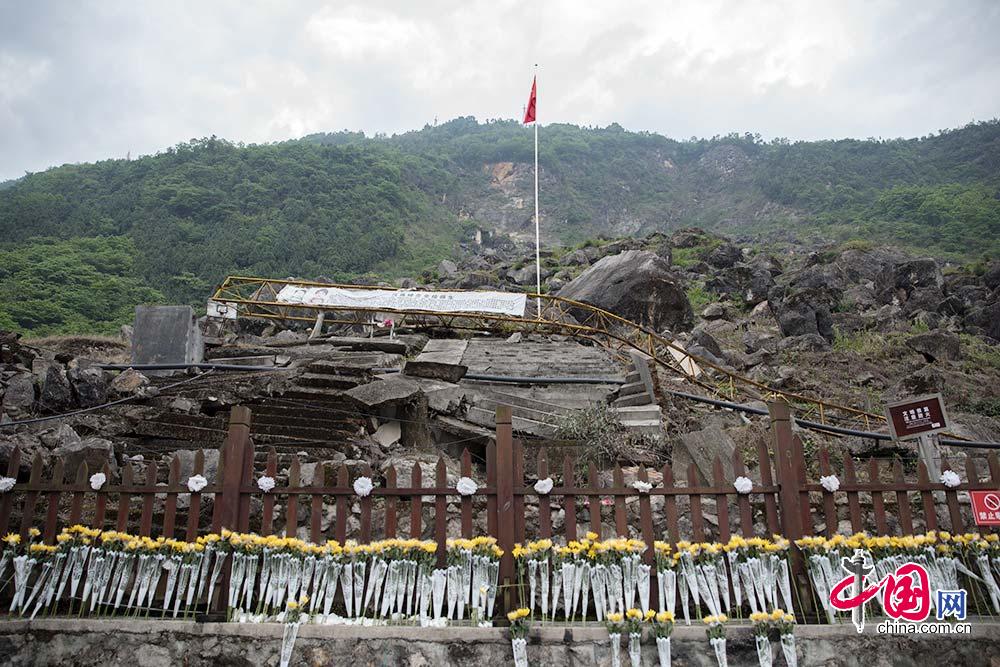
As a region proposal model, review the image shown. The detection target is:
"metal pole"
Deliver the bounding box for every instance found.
[533,65,541,319]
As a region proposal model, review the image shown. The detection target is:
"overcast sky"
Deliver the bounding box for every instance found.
[1,0,999,180]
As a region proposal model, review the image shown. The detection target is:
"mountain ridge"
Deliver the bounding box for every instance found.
[0,117,998,336]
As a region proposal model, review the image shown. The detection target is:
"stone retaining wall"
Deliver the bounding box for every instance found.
[2,619,998,667]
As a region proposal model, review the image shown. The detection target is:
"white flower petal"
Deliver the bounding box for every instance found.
[187,474,208,493]
[631,480,653,493]
[257,476,276,493]
[0,476,15,493]
[940,470,961,488]
[819,475,840,493]
[353,476,375,497]
[89,472,107,491]
[533,477,554,495]
[456,476,478,496]
[733,476,753,494]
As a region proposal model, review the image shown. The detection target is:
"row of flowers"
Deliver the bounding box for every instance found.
[795,531,1000,622]
[0,526,507,627]
[512,534,795,628]
[506,605,798,667]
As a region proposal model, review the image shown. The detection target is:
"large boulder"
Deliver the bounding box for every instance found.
[982,262,1000,291]
[704,243,742,269]
[767,288,835,341]
[69,367,109,408]
[964,300,1000,340]
[1,373,36,416]
[38,365,74,413]
[51,429,117,476]
[906,330,961,363]
[557,250,693,332]
[705,263,774,306]
[437,259,458,277]
[876,258,946,314]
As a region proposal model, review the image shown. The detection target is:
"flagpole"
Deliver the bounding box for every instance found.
[533,65,541,319]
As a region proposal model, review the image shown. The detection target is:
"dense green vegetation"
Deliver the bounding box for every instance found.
[0,237,163,335]
[0,118,997,335]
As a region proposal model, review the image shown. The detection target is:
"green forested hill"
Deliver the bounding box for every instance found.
[0,119,998,336]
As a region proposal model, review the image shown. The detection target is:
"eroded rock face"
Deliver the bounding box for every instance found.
[557,250,693,332]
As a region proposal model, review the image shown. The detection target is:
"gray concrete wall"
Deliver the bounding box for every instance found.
[2,619,998,667]
[131,305,204,366]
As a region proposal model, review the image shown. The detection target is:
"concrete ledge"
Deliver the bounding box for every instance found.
[3,618,999,666]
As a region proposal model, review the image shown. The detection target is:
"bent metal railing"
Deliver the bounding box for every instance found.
[210,276,884,431]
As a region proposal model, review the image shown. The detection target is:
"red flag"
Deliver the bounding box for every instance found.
[523,76,536,124]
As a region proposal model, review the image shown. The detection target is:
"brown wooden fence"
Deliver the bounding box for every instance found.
[2,399,998,615]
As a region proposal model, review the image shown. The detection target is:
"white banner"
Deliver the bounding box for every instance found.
[272,285,527,317]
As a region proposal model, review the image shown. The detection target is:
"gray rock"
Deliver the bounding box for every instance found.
[380,451,462,491]
[876,258,946,313]
[906,330,961,362]
[701,303,726,320]
[458,271,496,289]
[768,289,834,341]
[1,373,35,416]
[40,423,81,449]
[39,365,74,412]
[53,434,117,476]
[963,300,1000,340]
[690,326,724,358]
[511,265,544,286]
[983,262,1000,291]
[437,259,458,277]
[173,448,220,485]
[704,243,742,269]
[742,331,779,354]
[69,367,109,408]
[776,334,830,352]
[561,249,591,266]
[677,419,737,483]
[110,368,150,394]
[273,329,305,342]
[506,332,523,343]
[705,264,774,306]
[557,250,693,332]
[0,433,48,472]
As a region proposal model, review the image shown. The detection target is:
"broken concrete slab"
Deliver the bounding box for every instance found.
[342,376,424,410]
[407,377,468,414]
[403,339,468,382]
[373,420,402,447]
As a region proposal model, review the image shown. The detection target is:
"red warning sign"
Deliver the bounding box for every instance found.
[970,491,1000,526]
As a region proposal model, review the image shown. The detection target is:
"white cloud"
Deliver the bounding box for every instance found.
[0,0,997,179]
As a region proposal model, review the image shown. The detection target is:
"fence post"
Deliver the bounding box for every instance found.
[214,405,252,615]
[495,405,515,616]
[217,406,253,531]
[767,397,813,615]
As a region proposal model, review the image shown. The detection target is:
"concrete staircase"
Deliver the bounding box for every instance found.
[612,352,664,438]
